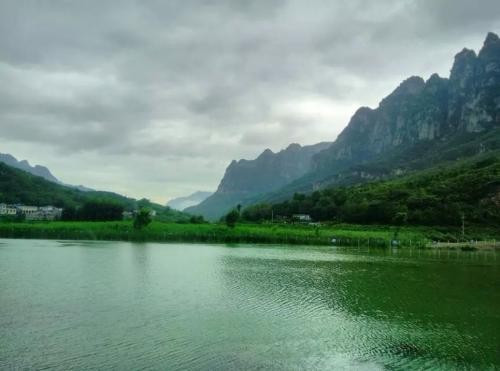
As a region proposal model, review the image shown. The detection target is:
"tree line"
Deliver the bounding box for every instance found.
[240,155,500,227]
[61,200,124,221]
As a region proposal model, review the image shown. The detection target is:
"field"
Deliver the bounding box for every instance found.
[0,221,498,248]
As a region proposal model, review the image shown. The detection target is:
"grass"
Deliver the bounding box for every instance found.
[0,220,498,248]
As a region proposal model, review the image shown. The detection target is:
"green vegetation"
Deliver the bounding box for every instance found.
[242,154,500,227]
[0,220,498,247]
[133,209,152,230]
[0,162,189,222]
[63,200,124,221]
[225,209,240,228]
[1,154,498,247]
[188,215,206,224]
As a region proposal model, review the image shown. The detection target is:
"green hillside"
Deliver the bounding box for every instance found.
[0,162,189,222]
[242,153,500,227]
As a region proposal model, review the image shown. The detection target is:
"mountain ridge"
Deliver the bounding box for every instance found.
[0,153,94,192]
[185,142,332,219]
[186,32,500,220]
[0,153,60,183]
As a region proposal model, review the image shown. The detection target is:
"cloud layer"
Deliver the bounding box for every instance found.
[1,0,499,202]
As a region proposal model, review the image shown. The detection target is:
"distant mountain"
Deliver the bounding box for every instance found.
[166,191,212,211]
[185,142,332,220]
[0,153,93,192]
[188,32,500,219]
[0,153,59,183]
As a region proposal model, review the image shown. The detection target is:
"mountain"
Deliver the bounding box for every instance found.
[185,142,332,220]
[0,153,93,192]
[0,153,60,183]
[0,162,189,222]
[189,32,500,220]
[312,32,500,176]
[239,32,500,205]
[167,191,213,211]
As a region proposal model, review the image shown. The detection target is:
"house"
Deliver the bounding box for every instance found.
[0,203,17,215]
[38,206,63,220]
[0,204,63,220]
[16,205,39,219]
[292,214,312,222]
[122,209,156,220]
[122,211,134,219]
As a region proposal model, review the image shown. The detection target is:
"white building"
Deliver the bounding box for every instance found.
[0,203,17,215]
[123,209,156,220]
[38,206,63,220]
[0,204,63,220]
[16,205,39,219]
[292,214,312,222]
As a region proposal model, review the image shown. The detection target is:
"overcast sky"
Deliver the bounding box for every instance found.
[1,0,499,203]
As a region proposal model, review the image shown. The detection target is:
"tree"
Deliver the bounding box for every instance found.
[61,206,77,221]
[225,209,239,228]
[241,203,272,222]
[133,209,152,230]
[79,200,124,221]
[392,211,408,226]
[189,215,205,224]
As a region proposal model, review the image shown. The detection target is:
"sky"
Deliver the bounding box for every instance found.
[1,0,499,204]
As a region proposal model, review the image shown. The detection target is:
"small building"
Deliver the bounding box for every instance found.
[122,209,156,220]
[1,204,63,220]
[0,203,17,215]
[122,211,134,220]
[292,214,312,222]
[16,205,39,220]
[38,206,63,220]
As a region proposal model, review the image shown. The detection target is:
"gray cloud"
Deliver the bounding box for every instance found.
[1,0,499,202]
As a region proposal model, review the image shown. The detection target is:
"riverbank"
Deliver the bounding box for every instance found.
[0,221,498,248]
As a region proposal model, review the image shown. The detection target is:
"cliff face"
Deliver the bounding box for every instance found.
[186,32,500,219]
[185,142,331,219]
[217,142,331,195]
[313,32,500,173]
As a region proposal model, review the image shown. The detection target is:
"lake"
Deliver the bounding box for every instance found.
[0,239,499,369]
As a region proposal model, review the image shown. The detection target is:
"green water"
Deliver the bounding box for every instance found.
[0,239,499,370]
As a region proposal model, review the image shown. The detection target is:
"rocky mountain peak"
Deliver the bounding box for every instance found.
[257,148,274,160]
[454,47,477,60]
[0,153,60,183]
[478,31,500,62]
[424,73,447,89]
[379,76,425,107]
[483,32,499,47]
[449,48,478,90]
[286,143,302,151]
[426,73,442,83]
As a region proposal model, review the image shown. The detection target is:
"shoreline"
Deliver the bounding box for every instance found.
[0,221,498,249]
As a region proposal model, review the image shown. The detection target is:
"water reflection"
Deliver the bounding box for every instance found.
[218,246,500,369]
[1,240,499,370]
